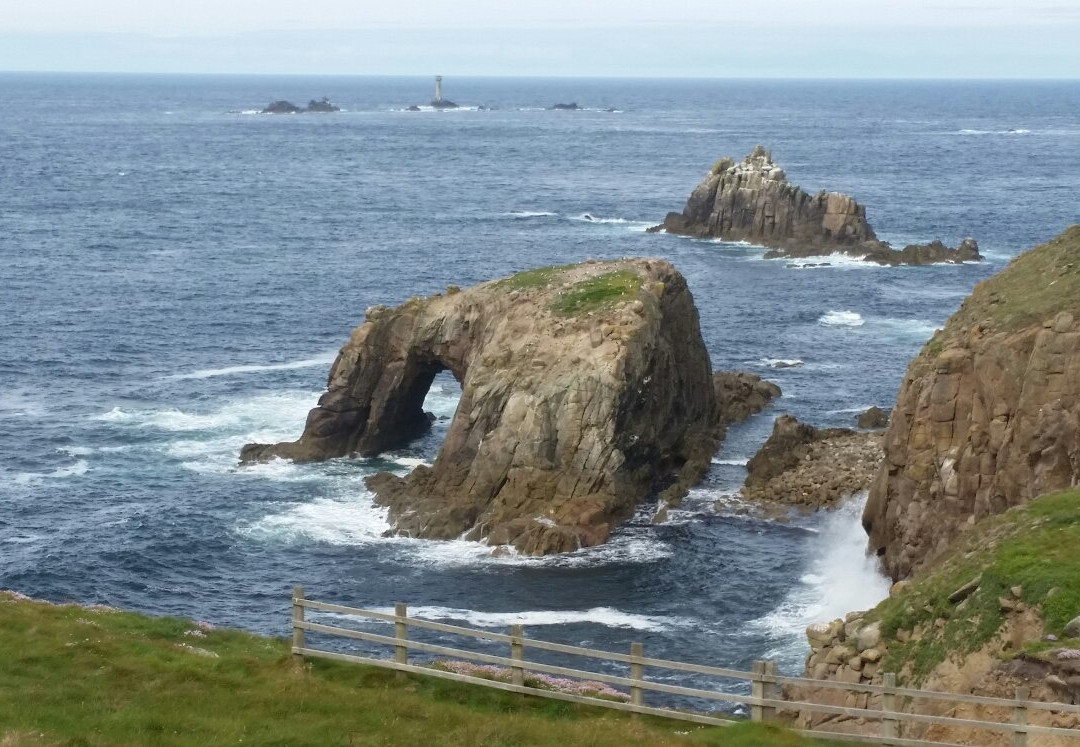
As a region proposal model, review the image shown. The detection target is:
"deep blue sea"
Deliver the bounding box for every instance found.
[2,74,1079,702]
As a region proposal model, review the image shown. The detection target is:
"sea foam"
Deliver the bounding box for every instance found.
[746,494,890,662]
[361,605,693,632]
[818,310,865,327]
[167,352,337,380]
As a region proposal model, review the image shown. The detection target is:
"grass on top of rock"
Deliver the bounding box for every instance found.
[550,269,644,317]
[866,488,1080,684]
[921,225,1080,357]
[497,263,578,290]
[0,591,841,746]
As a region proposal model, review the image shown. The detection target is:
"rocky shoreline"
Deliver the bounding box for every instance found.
[739,415,883,511]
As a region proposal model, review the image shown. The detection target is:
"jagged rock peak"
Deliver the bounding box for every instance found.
[864,225,1080,580]
[653,147,980,266]
[241,259,765,556]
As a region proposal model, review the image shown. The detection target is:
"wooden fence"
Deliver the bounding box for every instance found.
[289,588,1080,746]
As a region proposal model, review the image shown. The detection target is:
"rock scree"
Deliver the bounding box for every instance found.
[241,259,775,555]
[741,415,882,509]
[652,146,980,266]
[864,225,1080,581]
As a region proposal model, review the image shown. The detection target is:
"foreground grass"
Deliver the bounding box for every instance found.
[869,488,1080,682]
[0,593,839,746]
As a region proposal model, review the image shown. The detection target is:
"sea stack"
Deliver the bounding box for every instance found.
[241,260,777,555]
[654,146,981,266]
[863,225,1080,580]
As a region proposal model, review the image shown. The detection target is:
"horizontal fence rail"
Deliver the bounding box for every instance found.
[290,587,1080,746]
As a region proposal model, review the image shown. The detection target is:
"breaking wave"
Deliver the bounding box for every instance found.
[167,352,338,380]
[818,310,865,327]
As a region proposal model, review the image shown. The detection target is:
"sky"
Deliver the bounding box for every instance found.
[2,0,1079,77]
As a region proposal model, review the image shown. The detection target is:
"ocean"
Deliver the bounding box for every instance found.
[2,74,1078,703]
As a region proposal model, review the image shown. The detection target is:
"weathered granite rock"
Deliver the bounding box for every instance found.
[741,415,882,508]
[242,259,750,555]
[864,225,1080,580]
[653,146,980,266]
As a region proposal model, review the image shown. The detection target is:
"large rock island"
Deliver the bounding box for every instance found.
[864,225,1080,580]
[242,260,776,555]
[654,146,980,266]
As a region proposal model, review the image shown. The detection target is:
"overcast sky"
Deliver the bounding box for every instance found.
[3,0,1079,77]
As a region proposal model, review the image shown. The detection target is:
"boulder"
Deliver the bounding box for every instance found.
[712,371,781,425]
[656,146,980,266]
[550,102,581,110]
[857,406,889,429]
[864,225,1080,580]
[241,259,743,555]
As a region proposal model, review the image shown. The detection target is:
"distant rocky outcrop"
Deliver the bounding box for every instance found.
[550,103,581,110]
[864,225,1080,581]
[242,260,774,556]
[305,97,341,112]
[261,100,303,114]
[260,97,341,114]
[652,146,980,266]
[741,415,882,509]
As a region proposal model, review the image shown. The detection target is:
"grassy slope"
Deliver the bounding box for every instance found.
[864,489,1080,683]
[922,224,1080,357]
[0,594,838,746]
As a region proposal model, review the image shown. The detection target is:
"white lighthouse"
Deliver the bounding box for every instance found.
[430,75,459,109]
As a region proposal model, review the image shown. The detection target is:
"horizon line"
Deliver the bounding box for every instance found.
[3,69,1079,82]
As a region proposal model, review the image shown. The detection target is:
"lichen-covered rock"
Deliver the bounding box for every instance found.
[654,146,980,266]
[241,259,750,555]
[864,225,1080,581]
[741,415,882,509]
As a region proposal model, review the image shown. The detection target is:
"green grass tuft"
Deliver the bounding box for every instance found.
[550,270,643,317]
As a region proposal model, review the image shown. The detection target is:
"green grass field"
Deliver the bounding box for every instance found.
[0,592,842,746]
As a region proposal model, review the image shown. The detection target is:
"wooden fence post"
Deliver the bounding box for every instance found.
[510,624,525,687]
[762,660,778,723]
[882,672,898,745]
[394,602,408,681]
[751,660,766,722]
[630,642,645,708]
[1013,685,1029,747]
[291,585,305,665]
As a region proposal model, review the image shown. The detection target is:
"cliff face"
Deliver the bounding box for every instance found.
[864,226,1080,581]
[657,146,980,266]
[242,260,736,555]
